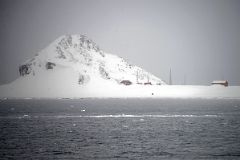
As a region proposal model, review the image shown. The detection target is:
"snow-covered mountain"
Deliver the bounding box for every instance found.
[18,34,165,86]
[0,34,240,99]
[0,34,168,98]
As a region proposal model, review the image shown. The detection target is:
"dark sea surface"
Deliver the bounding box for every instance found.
[0,98,240,160]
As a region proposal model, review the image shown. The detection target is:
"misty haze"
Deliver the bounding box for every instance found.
[0,0,240,159]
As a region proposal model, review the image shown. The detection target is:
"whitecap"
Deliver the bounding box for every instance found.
[54,114,219,118]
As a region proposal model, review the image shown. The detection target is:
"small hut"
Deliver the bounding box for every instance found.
[211,80,228,87]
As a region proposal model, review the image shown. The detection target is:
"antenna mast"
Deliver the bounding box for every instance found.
[136,70,139,83]
[169,68,172,85]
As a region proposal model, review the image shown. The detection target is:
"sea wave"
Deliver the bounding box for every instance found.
[55,114,219,118]
[0,114,219,119]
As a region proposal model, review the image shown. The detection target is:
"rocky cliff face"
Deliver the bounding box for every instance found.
[18,34,166,85]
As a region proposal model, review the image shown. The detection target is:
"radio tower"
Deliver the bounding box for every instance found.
[169,68,172,85]
[136,70,139,84]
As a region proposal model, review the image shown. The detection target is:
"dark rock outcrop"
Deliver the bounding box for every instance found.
[19,64,32,76]
[46,62,56,69]
[120,80,132,85]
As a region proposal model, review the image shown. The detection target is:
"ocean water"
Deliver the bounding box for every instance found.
[0,98,240,159]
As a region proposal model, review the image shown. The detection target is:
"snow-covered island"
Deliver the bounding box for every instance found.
[0,34,239,99]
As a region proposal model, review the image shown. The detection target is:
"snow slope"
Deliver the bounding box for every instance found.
[0,34,239,99]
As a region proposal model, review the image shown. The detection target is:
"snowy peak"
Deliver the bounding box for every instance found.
[18,34,166,86]
[54,34,105,60]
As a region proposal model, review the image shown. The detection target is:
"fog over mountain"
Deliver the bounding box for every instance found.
[0,0,240,85]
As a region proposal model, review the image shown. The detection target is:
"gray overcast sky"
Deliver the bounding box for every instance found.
[0,0,240,85]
